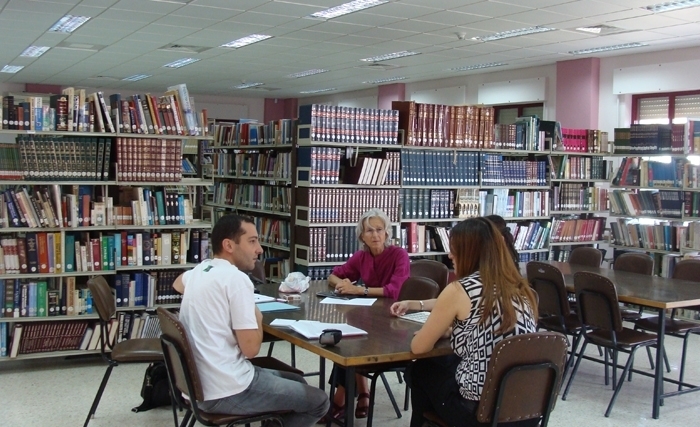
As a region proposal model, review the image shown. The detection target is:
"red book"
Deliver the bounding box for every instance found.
[37,232,50,274]
[81,195,91,227]
[91,238,101,271]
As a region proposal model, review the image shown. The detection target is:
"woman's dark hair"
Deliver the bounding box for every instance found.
[211,214,255,255]
[449,218,537,333]
[485,215,519,267]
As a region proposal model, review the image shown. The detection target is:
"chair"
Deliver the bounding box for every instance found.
[157,307,293,427]
[410,259,450,293]
[526,262,583,380]
[634,259,700,391]
[562,272,657,417]
[248,259,266,286]
[568,247,603,267]
[613,253,654,321]
[423,332,568,427]
[360,277,440,427]
[84,276,164,427]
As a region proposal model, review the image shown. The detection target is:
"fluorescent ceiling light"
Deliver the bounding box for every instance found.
[449,62,507,71]
[234,82,264,89]
[287,69,329,78]
[360,51,420,62]
[363,76,407,84]
[163,58,200,68]
[310,0,388,19]
[576,27,602,34]
[122,74,151,82]
[300,88,337,94]
[221,34,272,48]
[1,65,24,73]
[645,0,700,13]
[49,15,90,33]
[472,26,556,42]
[570,42,648,55]
[20,46,50,58]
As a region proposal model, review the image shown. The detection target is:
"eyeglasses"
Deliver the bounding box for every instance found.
[364,227,385,235]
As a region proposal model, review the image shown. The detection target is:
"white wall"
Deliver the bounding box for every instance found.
[300,87,378,108]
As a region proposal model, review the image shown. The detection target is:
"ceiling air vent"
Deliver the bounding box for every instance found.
[160,44,211,54]
[573,25,634,36]
[355,63,403,71]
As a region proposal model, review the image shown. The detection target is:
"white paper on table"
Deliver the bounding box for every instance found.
[319,297,377,306]
[254,294,276,303]
[270,318,308,327]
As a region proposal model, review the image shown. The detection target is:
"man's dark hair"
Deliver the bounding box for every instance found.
[211,214,255,255]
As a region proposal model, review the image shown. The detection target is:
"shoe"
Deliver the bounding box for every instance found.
[355,392,370,419]
[318,402,345,424]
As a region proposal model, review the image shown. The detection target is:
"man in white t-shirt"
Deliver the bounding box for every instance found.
[173,214,329,427]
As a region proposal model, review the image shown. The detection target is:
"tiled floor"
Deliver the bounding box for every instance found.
[2,335,700,427]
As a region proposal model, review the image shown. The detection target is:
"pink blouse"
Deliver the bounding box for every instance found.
[331,245,410,300]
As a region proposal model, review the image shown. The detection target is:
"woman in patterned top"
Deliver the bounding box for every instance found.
[396,217,538,427]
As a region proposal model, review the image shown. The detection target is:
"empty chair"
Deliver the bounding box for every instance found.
[410,259,450,293]
[526,261,583,379]
[568,247,603,267]
[563,272,656,417]
[613,253,654,321]
[84,276,163,427]
[423,332,568,427]
[634,259,700,391]
[248,259,266,285]
[157,307,293,427]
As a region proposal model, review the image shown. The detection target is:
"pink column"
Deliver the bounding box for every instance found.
[555,58,600,129]
[377,83,406,110]
[264,98,299,122]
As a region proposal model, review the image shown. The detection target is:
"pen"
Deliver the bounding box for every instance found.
[275,298,287,303]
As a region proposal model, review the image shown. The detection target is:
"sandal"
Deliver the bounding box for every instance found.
[318,402,345,424]
[355,392,370,419]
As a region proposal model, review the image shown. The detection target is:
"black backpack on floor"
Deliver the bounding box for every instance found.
[132,362,172,412]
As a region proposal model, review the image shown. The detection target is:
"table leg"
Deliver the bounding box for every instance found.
[320,357,326,391]
[653,309,666,419]
[345,367,356,427]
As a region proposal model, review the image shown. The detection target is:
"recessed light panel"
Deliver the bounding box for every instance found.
[163,58,200,68]
[234,82,264,89]
[1,65,24,73]
[20,46,50,58]
[472,26,556,42]
[570,42,647,55]
[122,74,151,82]
[287,69,329,78]
[49,15,90,33]
[449,62,507,71]
[360,51,420,62]
[363,76,407,84]
[645,0,700,13]
[221,35,272,48]
[310,0,388,19]
[300,88,337,94]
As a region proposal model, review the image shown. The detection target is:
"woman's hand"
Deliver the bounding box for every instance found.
[390,301,411,316]
[334,278,360,295]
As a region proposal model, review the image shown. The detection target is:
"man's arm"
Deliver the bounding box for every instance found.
[235,306,264,359]
[173,273,185,294]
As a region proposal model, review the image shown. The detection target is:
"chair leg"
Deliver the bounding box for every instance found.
[380,373,402,419]
[605,347,640,417]
[403,381,410,411]
[562,333,582,387]
[179,410,192,427]
[679,333,692,391]
[291,344,296,368]
[267,341,275,357]
[367,374,379,427]
[645,345,655,370]
[396,371,403,384]
[83,364,114,427]
[663,346,671,373]
[169,390,179,427]
[604,348,610,386]
[563,340,588,401]
[612,349,619,390]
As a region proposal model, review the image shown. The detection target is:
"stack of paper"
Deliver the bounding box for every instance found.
[270,319,368,339]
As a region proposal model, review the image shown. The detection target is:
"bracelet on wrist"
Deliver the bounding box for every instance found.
[419,300,424,310]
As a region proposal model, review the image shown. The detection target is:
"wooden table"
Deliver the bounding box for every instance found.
[522,261,700,419]
[259,280,453,426]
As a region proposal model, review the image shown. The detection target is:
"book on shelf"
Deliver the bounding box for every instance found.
[401,149,479,186]
[549,218,605,243]
[401,188,456,220]
[295,188,399,224]
[613,124,682,154]
[609,189,682,218]
[611,157,683,188]
[549,155,609,180]
[610,218,683,252]
[213,183,291,213]
[299,104,399,145]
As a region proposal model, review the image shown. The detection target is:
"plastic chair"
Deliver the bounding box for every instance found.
[157,307,294,427]
[410,259,450,293]
[562,272,657,417]
[634,259,700,391]
[424,332,568,427]
[568,247,603,267]
[84,276,163,427]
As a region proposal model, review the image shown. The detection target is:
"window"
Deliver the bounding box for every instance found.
[493,103,544,125]
[632,90,700,125]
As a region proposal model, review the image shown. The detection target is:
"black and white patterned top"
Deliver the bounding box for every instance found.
[451,271,537,401]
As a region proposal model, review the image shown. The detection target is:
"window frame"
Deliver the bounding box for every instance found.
[632,90,700,124]
[493,102,544,124]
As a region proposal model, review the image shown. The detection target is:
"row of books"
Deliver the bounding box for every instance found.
[609,189,683,218]
[556,128,610,153]
[506,220,552,251]
[343,152,400,186]
[1,278,90,318]
[549,155,609,180]
[254,217,290,248]
[680,221,700,251]
[684,192,700,218]
[549,218,605,243]
[306,227,360,263]
[401,150,480,186]
[5,321,90,358]
[613,124,684,154]
[212,120,294,146]
[116,137,183,182]
[0,230,204,275]
[610,218,683,252]
[683,163,700,189]
[481,190,550,219]
[0,144,23,180]
[548,248,577,263]
[401,189,456,220]
[299,104,400,145]
[552,185,608,212]
[298,188,399,224]
[493,118,547,151]
[306,266,334,281]
[403,223,450,254]
[481,156,547,187]
[612,157,684,188]
[113,270,183,308]
[114,312,163,343]
[392,101,494,148]
[213,183,291,214]
[213,151,292,180]
[297,147,342,184]
[456,188,480,219]
[518,251,548,263]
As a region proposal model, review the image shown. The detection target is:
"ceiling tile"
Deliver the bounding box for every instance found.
[504,9,578,26]
[332,11,404,27]
[382,19,453,33]
[415,11,489,26]
[111,0,182,13]
[370,2,441,19]
[453,1,533,18]
[610,14,691,30]
[303,21,372,35]
[543,0,629,18]
[651,23,700,37]
[5,0,74,13]
[191,0,268,9]
[154,14,220,29]
[251,2,320,17]
[171,4,243,20]
[226,11,298,26]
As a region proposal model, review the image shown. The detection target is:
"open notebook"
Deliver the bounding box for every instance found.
[270,319,368,339]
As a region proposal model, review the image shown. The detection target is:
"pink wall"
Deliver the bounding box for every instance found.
[264,98,299,122]
[377,83,406,110]
[555,58,600,129]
